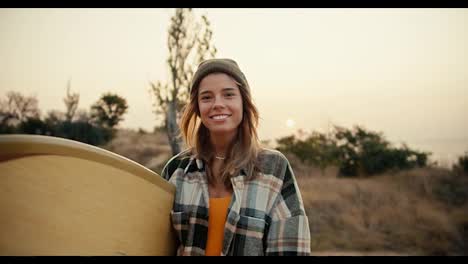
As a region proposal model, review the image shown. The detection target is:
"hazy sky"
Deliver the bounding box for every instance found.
[1,8,467,165]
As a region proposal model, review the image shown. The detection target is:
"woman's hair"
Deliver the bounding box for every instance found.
[179,72,261,187]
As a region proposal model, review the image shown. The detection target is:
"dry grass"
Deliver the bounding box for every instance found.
[296,163,468,255]
[100,129,172,174]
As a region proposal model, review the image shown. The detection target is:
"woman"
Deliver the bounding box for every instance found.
[161,58,310,256]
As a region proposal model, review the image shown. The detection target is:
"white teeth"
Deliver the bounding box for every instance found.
[212,115,228,120]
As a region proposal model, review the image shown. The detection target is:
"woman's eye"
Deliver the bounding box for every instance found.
[225,93,235,97]
[201,96,211,100]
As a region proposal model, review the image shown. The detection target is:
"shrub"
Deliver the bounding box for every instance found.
[276,125,430,177]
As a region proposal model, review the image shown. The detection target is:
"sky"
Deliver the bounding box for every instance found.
[1,8,467,166]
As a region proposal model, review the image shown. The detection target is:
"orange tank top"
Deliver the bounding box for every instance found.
[205,196,231,256]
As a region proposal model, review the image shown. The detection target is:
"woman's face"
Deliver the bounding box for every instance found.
[197,73,243,138]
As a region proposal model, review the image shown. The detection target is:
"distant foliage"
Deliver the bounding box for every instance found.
[0,91,40,127]
[16,117,111,146]
[0,89,126,146]
[276,125,430,177]
[460,152,468,174]
[54,120,113,146]
[18,117,49,135]
[90,93,128,129]
[276,132,341,173]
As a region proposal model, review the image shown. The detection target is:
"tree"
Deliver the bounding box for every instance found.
[334,125,429,177]
[63,79,79,122]
[276,125,430,177]
[276,132,340,175]
[90,93,128,129]
[0,91,40,126]
[454,151,468,175]
[150,8,217,156]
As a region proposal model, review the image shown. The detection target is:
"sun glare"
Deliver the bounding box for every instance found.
[286,119,295,128]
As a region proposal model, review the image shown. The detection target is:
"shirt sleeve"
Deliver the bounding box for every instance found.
[265,158,311,256]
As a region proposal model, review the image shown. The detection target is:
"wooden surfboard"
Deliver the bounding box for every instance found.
[0,134,176,256]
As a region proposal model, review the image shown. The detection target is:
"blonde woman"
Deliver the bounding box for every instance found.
[161,58,310,256]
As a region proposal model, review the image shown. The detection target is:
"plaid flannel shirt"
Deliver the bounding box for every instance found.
[161,148,311,256]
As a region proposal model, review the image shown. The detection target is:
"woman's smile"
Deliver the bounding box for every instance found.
[210,114,231,121]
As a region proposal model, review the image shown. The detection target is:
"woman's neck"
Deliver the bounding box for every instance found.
[209,131,237,157]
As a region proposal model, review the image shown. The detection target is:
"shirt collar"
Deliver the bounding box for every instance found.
[193,157,248,178]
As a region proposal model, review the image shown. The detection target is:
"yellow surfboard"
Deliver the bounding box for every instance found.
[0,134,176,256]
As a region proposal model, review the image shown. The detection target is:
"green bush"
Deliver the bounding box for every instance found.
[2,118,113,146]
[18,118,51,135]
[0,124,17,134]
[276,132,340,172]
[55,121,113,146]
[1,91,127,147]
[276,125,430,177]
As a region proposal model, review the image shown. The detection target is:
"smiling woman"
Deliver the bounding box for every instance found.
[160,58,311,256]
[197,73,243,141]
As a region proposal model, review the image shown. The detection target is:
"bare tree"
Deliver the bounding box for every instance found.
[63,79,79,122]
[150,8,217,156]
[0,91,40,126]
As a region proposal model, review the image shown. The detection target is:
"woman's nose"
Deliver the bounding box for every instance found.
[212,95,225,109]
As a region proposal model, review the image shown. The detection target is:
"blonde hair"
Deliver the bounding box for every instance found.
[179,73,261,187]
